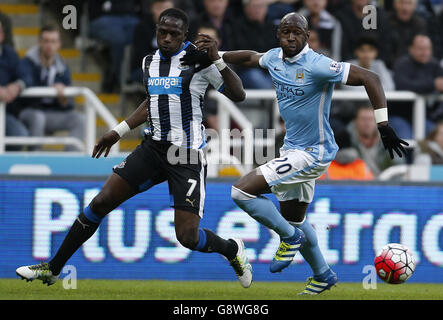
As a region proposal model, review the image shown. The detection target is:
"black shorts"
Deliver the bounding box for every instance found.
[113,138,207,217]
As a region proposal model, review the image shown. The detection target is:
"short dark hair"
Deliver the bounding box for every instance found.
[197,23,219,36]
[158,8,189,31]
[409,33,430,47]
[39,24,60,37]
[355,35,379,50]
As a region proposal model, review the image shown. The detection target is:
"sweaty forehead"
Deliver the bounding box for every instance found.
[158,16,185,30]
[279,14,308,31]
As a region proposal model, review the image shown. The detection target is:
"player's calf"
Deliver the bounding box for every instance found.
[191,228,252,288]
[175,228,199,250]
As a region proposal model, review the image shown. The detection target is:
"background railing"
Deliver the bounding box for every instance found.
[208,89,443,174]
[2,88,442,178]
[0,87,119,154]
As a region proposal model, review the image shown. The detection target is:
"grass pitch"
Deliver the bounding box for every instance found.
[1,279,442,300]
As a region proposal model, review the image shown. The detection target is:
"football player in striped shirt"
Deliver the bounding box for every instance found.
[16,8,253,288]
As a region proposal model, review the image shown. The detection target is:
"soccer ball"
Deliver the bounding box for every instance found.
[374,243,416,284]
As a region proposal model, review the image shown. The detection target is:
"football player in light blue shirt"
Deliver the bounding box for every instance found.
[218,12,408,294]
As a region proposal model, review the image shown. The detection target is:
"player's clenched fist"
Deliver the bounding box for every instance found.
[180,47,212,69]
[92,130,120,159]
[194,33,220,61]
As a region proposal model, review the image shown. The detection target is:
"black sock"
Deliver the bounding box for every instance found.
[49,213,100,275]
[198,228,238,260]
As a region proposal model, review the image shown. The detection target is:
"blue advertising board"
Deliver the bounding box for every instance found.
[0,177,442,283]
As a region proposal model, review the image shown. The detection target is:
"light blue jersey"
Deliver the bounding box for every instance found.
[259,44,350,163]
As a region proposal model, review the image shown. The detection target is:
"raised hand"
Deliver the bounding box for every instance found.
[377,123,409,159]
[92,130,120,158]
[180,47,212,69]
[194,33,220,61]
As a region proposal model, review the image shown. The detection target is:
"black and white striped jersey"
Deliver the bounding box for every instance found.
[141,41,225,149]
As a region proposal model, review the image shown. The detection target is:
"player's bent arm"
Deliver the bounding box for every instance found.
[124,99,149,130]
[222,51,264,69]
[345,64,387,123]
[219,66,246,102]
[345,64,409,158]
[92,99,148,158]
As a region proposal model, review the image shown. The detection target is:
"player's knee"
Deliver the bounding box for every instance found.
[175,228,199,250]
[231,186,256,202]
[89,192,113,218]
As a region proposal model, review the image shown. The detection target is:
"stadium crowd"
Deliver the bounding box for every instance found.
[1,0,443,178]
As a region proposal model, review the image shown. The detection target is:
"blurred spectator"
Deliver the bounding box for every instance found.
[394,34,443,93]
[393,34,443,137]
[298,0,342,61]
[344,35,395,91]
[381,0,395,11]
[190,0,235,51]
[427,2,443,60]
[326,0,347,15]
[88,0,141,92]
[18,25,85,152]
[414,121,443,164]
[0,20,28,150]
[387,0,427,64]
[197,24,221,45]
[307,29,326,54]
[333,36,395,134]
[0,10,13,47]
[129,0,174,84]
[336,0,393,67]
[415,0,439,19]
[347,106,404,177]
[174,0,200,23]
[320,130,374,180]
[267,0,302,24]
[229,0,278,89]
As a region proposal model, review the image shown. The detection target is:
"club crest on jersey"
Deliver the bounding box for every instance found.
[113,160,126,170]
[329,61,342,73]
[296,68,305,84]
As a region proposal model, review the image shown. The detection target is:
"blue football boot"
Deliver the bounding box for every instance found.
[299,269,338,295]
[270,228,306,273]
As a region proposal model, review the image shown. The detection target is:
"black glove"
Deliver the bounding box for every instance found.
[180,47,212,70]
[377,124,409,159]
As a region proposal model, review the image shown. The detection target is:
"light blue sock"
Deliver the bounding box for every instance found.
[291,219,330,276]
[231,187,295,238]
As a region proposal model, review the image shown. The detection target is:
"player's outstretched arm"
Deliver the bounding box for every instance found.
[345,64,409,159]
[92,99,148,158]
[194,34,246,102]
[222,50,264,68]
